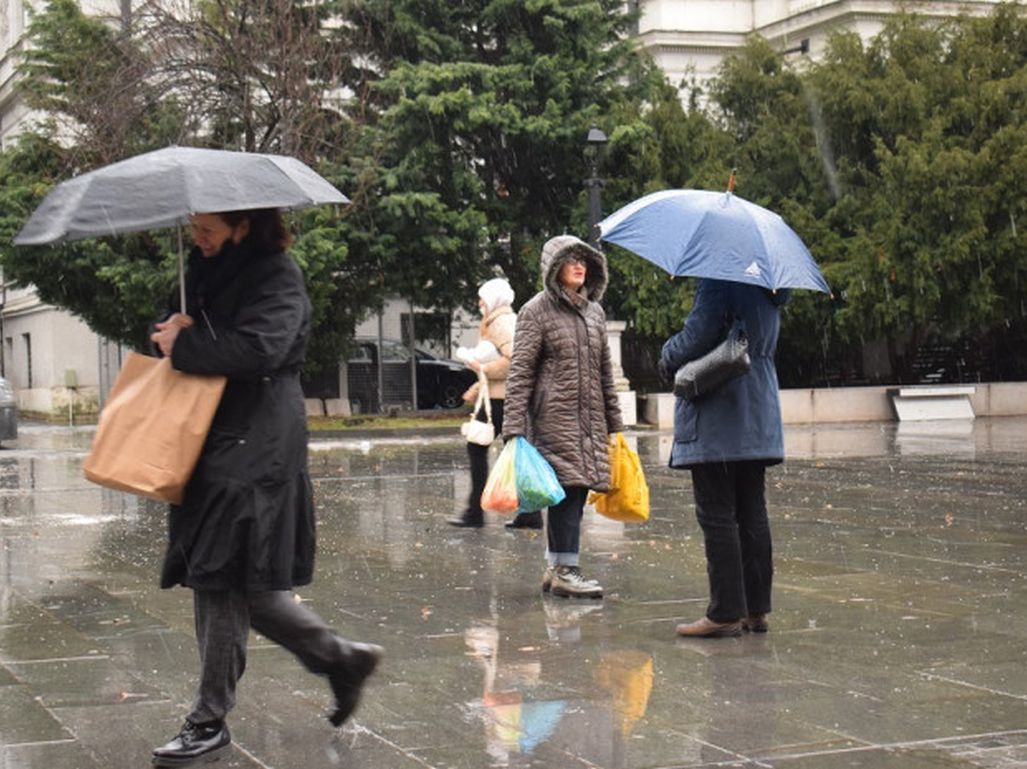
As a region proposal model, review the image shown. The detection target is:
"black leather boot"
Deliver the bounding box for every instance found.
[505,510,543,530]
[448,509,484,528]
[152,720,231,766]
[455,442,488,528]
[327,640,384,726]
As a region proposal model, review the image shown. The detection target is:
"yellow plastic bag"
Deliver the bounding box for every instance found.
[593,650,654,737]
[588,433,650,523]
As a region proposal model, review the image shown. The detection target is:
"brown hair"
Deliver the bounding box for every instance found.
[218,208,292,251]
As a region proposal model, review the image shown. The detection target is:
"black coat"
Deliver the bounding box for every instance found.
[159,239,315,592]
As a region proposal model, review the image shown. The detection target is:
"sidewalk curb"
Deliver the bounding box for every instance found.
[308,424,661,441]
[309,425,463,440]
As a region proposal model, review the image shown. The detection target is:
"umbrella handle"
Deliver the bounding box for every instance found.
[178,224,187,316]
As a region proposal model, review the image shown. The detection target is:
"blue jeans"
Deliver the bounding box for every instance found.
[545,486,589,566]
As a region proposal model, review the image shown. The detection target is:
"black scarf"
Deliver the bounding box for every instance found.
[176,239,258,314]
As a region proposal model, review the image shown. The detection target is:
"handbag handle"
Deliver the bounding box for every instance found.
[475,369,492,424]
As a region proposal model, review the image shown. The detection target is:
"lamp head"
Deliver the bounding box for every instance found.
[585,126,608,146]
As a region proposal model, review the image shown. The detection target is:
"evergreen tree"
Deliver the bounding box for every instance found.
[338,0,666,311]
[0,0,378,376]
[808,6,1027,381]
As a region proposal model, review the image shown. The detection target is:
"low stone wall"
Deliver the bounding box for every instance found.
[970,382,1027,417]
[18,386,101,418]
[779,385,893,424]
[641,381,1027,427]
[780,382,1027,424]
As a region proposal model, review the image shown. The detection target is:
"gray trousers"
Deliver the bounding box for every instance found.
[189,589,344,724]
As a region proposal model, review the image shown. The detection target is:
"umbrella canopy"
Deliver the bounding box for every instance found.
[13,146,348,246]
[598,189,830,294]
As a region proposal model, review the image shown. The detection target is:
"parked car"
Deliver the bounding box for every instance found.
[0,377,17,443]
[347,338,477,413]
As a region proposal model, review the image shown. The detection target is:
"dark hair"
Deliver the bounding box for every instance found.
[218,208,292,251]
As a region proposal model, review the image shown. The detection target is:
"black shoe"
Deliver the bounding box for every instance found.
[152,720,230,767]
[505,511,543,530]
[447,510,484,528]
[327,641,384,726]
[742,613,769,633]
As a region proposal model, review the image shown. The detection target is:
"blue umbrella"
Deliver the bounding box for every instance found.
[598,189,830,293]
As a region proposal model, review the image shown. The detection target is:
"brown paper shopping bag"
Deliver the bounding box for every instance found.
[83,352,227,504]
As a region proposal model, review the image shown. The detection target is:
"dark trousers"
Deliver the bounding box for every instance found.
[546,486,589,564]
[690,461,773,623]
[189,589,345,724]
[466,398,504,514]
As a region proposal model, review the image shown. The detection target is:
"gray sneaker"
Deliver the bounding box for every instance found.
[550,566,603,599]
[542,566,556,593]
[543,600,603,642]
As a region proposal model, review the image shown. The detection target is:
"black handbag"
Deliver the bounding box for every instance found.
[673,317,750,401]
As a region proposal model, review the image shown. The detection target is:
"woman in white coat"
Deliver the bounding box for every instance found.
[449,278,521,527]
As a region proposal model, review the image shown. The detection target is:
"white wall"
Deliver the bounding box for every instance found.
[2,291,101,415]
[637,0,1006,97]
[2,0,135,148]
[354,298,412,346]
[639,0,755,33]
[354,297,480,359]
[0,0,28,149]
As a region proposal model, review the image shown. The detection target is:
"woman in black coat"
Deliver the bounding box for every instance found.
[149,208,381,767]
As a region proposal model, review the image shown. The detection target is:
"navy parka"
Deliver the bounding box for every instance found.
[660,279,789,469]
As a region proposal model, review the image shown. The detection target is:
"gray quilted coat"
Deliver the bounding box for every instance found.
[503,235,624,491]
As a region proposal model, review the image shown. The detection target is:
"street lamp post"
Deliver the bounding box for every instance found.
[582,124,636,425]
[583,125,608,249]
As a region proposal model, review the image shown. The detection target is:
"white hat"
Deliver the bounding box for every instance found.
[478,278,514,313]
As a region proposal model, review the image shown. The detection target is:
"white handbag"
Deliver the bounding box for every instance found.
[461,371,495,446]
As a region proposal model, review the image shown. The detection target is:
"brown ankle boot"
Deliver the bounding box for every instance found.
[675,616,742,638]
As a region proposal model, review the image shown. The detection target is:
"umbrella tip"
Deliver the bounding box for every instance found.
[727,168,737,193]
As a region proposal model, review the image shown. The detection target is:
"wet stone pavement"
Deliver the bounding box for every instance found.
[1,418,1025,769]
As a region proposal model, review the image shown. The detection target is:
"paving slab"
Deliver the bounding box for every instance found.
[0,418,1025,768]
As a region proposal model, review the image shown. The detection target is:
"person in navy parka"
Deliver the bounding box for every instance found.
[660,278,789,638]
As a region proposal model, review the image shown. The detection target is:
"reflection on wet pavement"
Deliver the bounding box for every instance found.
[1,418,1025,768]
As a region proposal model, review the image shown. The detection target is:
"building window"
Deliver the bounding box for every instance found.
[22,333,31,388]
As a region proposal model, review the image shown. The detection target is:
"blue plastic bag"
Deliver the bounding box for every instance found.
[513,436,566,511]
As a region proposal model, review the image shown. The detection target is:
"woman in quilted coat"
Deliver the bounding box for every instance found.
[503,235,623,598]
